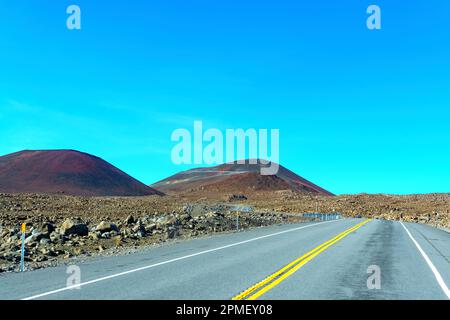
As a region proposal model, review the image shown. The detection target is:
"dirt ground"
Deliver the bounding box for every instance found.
[0,191,448,272]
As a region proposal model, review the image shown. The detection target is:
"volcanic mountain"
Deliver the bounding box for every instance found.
[151,160,334,196]
[0,150,163,196]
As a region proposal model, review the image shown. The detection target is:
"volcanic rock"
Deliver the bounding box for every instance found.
[96,221,119,233]
[60,218,88,236]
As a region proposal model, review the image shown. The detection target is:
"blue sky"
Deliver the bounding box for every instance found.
[0,0,449,194]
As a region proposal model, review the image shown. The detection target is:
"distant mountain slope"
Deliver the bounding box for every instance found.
[0,150,163,196]
[152,160,334,196]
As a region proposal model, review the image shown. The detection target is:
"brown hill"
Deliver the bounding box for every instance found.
[0,150,163,196]
[151,160,334,196]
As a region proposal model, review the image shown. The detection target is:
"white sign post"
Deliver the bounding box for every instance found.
[20,223,26,272]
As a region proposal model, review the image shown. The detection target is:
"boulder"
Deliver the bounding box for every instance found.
[60,219,88,237]
[125,215,135,225]
[145,223,157,233]
[131,223,145,234]
[38,222,55,236]
[95,221,119,233]
[166,226,179,239]
[101,232,111,239]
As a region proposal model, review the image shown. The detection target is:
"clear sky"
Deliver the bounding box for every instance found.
[1,0,449,194]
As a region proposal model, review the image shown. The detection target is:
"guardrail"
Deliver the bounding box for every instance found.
[302,212,342,221]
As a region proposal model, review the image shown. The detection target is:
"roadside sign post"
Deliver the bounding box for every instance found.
[236,212,240,232]
[20,223,26,272]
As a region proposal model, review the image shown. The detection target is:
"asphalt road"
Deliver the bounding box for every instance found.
[0,218,449,300]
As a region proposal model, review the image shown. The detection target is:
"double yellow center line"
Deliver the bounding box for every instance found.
[232,219,372,300]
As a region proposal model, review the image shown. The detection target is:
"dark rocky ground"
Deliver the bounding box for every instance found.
[1,192,448,273]
[0,193,294,272]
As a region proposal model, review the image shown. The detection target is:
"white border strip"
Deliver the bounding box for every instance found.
[22,219,342,300]
[400,222,450,299]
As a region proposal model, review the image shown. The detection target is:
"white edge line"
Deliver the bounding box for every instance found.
[400,222,450,299]
[22,219,343,300]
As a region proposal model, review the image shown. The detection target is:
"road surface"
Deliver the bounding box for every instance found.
[0,218,449,300]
